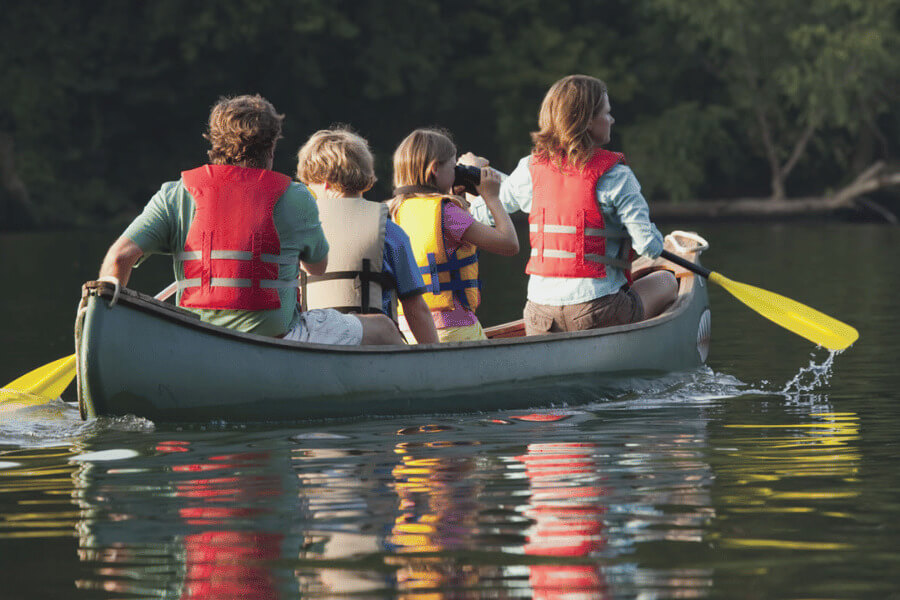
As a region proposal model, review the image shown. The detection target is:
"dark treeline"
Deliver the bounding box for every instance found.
[1,0,898,230]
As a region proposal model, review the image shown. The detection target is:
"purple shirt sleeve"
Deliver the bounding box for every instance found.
[441,202,476,252]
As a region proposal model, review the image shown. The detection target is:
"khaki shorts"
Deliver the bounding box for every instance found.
[524,288,644,336]
[282,309,363,345]
[401,321,487,344]
[436,321,487,343]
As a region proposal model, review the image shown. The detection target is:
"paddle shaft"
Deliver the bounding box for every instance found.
[2,281,178,398]
[660,249,858,350]
[659,250,711,279]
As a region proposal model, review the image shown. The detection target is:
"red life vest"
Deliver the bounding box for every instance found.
[178,164,292,311]
[526,149,634,280]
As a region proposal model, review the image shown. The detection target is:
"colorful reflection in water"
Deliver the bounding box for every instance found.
[2,404,865,598]
[712,411,861,552]
[73,439,293,598]
[386,437,484,597]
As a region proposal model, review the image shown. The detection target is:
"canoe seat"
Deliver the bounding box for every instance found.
[484,319,526,339]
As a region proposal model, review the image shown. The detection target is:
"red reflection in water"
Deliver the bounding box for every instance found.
[516,443,609,599]
[182,530,282,600]
[171,445,284,600]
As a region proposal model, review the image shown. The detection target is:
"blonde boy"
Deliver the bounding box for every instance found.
[297,128,439,344]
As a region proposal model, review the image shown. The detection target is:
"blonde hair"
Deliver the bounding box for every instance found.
[388,128,465,218]
[531,75,608,169]
[295,127,376,195]
[391,128,457,190]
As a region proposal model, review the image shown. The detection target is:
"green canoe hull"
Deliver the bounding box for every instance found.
[76,255,710,422]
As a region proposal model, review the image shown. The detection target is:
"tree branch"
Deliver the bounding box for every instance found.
[780,117,818,180]
[855,197,899,224]
[649,163,900,221]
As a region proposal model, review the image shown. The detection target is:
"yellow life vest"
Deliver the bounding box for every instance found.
[393,195,480,313]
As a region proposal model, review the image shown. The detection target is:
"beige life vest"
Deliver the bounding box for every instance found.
[301,197,396,318]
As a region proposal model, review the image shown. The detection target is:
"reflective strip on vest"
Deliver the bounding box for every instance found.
[529,248,631,269]
[528,222,630,268]
[176,250,295,264]
[176,251,297,291]
[528,224,629,238]
[178,278,298,290]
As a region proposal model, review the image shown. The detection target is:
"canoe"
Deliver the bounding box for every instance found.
[75,232,712,422]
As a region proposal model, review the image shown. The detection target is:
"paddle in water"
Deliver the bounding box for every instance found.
[1,282,178,403]
[660,250,858,351]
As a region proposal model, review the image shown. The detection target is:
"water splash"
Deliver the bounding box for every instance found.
[0,389,154,448]
[779,350,837,396]
[594,349,841,412]
[0,395,89,447]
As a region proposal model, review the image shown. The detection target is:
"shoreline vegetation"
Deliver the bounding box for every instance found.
[1,0,898,231]
[652,162,900,223]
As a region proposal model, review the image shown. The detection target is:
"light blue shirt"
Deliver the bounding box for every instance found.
[469,155,664,305]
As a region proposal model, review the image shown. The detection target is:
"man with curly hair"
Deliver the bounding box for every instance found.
[99,94,401,345]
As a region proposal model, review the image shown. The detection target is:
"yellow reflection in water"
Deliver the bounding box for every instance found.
[715,411,861,551]
[386,441,483,599]
[0,447,79,540]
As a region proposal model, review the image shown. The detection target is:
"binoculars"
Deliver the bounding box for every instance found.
[453,164,481,195]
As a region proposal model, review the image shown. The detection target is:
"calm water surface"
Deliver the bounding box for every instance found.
[0,223,898,599]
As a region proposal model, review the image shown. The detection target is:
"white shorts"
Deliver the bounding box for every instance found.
[282,309,363,346]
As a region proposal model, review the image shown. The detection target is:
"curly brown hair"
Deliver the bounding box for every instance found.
[204,95,284,168]
[531,75,607,170]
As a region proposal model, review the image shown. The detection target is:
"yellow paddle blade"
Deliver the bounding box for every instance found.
[0,388,60,410]
[708,272,859,351]
[2,354,76,400]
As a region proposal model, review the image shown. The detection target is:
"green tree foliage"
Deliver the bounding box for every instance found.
[651,0,900,200]
[0,0,897,229]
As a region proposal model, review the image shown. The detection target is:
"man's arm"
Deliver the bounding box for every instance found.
[301,256,328,276]
[400,294,439,344]
[99,237,144,287]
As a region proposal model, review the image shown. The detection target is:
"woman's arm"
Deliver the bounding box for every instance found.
[461,168,519,256]
[460,154,532,225]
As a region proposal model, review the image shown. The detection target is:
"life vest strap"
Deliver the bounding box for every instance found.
[418,252,478,276]
[419,251,481,309]
[300,258,392,315]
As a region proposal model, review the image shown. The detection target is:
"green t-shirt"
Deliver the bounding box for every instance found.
[123,176,329,336]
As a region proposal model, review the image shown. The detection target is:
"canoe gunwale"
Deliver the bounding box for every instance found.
[82,262,698,355]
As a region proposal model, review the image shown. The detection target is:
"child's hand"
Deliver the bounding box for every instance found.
[475,167,500,199]
[458,152,489,168]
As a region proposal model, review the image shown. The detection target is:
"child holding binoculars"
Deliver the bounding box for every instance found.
[387,128,519,342]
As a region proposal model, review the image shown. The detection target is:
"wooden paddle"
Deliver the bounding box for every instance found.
[660,250,858,351]
[1,282,178,402]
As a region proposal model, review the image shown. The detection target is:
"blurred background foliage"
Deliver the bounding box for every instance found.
[1,0,897,230]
